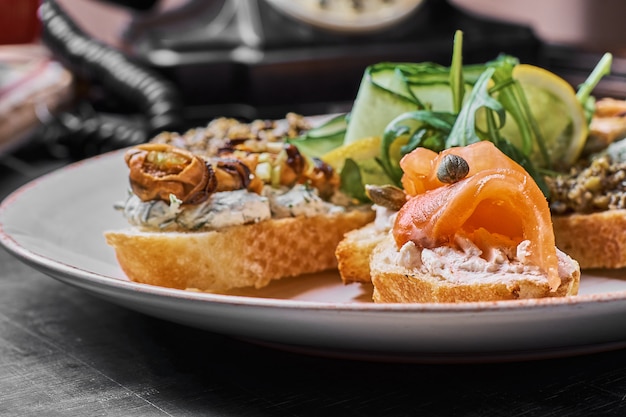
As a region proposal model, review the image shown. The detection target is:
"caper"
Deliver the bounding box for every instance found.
[437,154,470,184]
[365,184,406,211]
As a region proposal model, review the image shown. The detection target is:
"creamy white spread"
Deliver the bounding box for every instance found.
[118,185,346,231]
[264,184,344,218]
[372,204,542,280]
[387,235,547,285]
[373,204,397,231]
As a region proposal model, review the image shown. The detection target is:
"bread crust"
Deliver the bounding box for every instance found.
[336,222,387,284]
[105,209,374,293]
[552,209,626,269]
[369,236,580,303]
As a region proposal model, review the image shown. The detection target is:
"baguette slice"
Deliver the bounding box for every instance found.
[105,209,374,293]
[552,209,626,269]
[336,222,387,284]
[369,235,580,303]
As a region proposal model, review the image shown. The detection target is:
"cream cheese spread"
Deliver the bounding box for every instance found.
[373,204,397,231]
[371,205,546,283]
[118,185,346,231]
[389,235,547,285]
[264,184,345,218]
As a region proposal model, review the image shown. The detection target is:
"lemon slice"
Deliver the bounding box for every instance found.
[321,136,381,169]
[500,64,588,168]
[321,136,395,186]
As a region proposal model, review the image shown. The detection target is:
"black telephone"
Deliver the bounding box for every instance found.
[31,0,183,160]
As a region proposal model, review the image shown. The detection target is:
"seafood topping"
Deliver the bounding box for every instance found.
[125,143,267,205]
[304,157,340,200]
[281,144,307,186]
[214,158,260,193]
[394,141,561,291]
[218,143,340,198]
[125,143,214,204]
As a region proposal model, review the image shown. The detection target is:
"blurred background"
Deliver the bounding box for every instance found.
[1,0,626,172]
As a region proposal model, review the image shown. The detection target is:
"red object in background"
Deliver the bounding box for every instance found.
[0,0,40,44]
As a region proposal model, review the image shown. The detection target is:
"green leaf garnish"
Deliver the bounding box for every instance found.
[450,29,464,114]
[577,52,613,123]
[446,67,505,148]
[340,158,368,202]
[380,111,456,185]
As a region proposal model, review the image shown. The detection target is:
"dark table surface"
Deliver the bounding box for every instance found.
[3,155,626,417]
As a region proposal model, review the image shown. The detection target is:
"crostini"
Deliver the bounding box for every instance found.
[344,141,581,303]
[105,115,374,293]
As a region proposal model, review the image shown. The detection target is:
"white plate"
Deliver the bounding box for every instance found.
[2,149,626,363]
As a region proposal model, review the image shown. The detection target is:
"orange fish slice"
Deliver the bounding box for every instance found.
[394,142,560,291]
[400,141,525,196]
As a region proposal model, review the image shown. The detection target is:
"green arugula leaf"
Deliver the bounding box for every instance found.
[577,52,613,123]
[450,30,464,114]
[340,158,368,202]
[380,111,456,185]
[492,137,550,198]
[446,67,505,148]
[487,55,551,166]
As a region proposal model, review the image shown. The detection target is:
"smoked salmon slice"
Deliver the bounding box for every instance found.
[399,141,526,195]
[394,141,561,291]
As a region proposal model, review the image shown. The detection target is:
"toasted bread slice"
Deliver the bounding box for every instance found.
[336,222,387,284]
[369,235,580,303]
[552,209,626,269]
[105,209,374,293]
